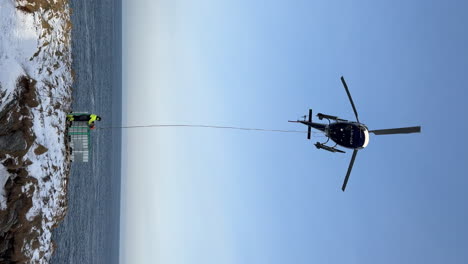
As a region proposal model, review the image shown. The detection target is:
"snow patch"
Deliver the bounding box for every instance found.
[0,165,8,210]
[0,0,38,110]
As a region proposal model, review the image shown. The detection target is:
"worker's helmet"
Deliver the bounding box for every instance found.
[90,124,95,130]
[96,116,102,121]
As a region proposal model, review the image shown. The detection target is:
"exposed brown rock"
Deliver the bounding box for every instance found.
[33,144,48,156]
[0,76,41,262]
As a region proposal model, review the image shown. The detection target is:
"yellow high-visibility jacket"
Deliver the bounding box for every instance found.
[88,114,99,125]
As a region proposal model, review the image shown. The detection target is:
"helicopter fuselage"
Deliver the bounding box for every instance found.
[299,121,370,149]
[327,122,370,149]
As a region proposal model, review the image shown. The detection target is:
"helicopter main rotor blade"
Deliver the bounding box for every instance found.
[369,126,421,135]
[342,149,358,192]
[340,76,360,123]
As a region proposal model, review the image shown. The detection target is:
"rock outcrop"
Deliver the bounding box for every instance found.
[0,76,38,262]
[0,131,28,155]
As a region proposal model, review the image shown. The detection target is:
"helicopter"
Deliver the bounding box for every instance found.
[289,76,421,191]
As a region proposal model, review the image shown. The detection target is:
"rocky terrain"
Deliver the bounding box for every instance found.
[0,0,73,262]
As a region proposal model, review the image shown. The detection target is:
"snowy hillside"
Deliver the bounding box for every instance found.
[0,0,72,262]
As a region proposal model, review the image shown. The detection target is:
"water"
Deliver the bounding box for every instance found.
[50,0,122,263]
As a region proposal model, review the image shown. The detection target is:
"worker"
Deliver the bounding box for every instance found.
[67,113,102,129]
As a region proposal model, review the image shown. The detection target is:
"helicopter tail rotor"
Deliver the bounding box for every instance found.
[307,109,312,139]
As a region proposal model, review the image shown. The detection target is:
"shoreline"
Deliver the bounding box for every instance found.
[50,0,122,263]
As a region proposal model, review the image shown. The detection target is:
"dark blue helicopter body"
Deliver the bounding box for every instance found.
[327,122,369,149]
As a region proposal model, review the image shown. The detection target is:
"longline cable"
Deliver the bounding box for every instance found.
[96,124,326,136]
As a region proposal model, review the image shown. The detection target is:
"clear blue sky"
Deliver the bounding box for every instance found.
[121,0,468,263]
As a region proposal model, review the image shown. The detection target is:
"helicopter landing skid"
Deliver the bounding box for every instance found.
[314,142,346,153]
[317,113,347,122]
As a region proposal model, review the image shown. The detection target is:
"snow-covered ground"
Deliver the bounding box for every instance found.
[0,0,72,262]
[0,1,37,111]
